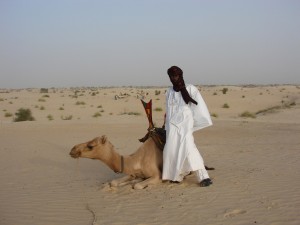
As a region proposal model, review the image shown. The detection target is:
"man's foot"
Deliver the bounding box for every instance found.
[170,180,180,184]
[199,178,213,187]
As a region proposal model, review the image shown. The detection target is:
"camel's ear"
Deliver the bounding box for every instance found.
[101,135,107,144]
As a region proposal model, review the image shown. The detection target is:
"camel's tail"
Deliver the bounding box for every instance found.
[205,166,215,170]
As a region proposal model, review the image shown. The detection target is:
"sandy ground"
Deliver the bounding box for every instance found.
[0,85,300,225]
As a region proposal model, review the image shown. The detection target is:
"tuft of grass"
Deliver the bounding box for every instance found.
[14,108,35,122]
[5,112,13,117]
[155,90,161,95]
[93,112,102,118]
[47,114,54,121]
[40,88,48,93]
[38,98,46,102]
[154,107,163,112]
[221,88,228,94]
[120,111,141,116]
[210,113,218,118]
[75,101,86,105]
[222,103,230,108]
[61,115,73,120]
[239,111,256,119]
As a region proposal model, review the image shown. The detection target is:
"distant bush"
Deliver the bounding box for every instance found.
[75,101,86,105]
[14,108,35,122]
[222,88,228,94]
[154,107,163,112]
[47,114,54,121]
[155,90,161,95]
[222,103,230,108]
[210,113,218,118]
[61,115,73,120]
[5,112,13,117]
[239,111,256,119]
[93,112,102,118]
[40,88,48,93]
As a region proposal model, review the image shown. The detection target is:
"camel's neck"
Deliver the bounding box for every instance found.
[99,145,123,173]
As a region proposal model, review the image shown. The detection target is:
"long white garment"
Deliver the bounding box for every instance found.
[162,84,212,182]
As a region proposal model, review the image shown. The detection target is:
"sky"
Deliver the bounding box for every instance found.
[0,0,299,88]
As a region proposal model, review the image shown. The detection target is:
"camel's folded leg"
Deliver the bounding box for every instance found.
[110,175,136,187]
[133,176,161,190]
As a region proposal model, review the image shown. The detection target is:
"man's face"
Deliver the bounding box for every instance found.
[169,74,180,84]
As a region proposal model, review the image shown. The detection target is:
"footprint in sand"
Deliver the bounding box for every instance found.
[224,209,247,218]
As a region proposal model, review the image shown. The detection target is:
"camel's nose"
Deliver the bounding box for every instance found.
[69,147,80,158]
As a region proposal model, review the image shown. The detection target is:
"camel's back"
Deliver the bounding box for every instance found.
[135,138,163,172]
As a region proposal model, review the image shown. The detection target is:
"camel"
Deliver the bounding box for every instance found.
[69,100,214,189]
[69,135,163,190]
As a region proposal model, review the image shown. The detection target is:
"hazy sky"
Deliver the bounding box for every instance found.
[1,0,299,88]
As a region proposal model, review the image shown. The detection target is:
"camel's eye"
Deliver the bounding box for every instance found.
[87,145,93,150]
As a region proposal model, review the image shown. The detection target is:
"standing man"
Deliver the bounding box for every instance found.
[163,66,213,187]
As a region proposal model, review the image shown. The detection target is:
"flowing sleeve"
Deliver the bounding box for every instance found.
[189,85,213,131]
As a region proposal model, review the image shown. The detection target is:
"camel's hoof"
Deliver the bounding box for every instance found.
[133,183,145,190]
[110,181,118,187]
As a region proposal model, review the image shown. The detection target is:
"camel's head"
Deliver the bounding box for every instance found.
[69,135,111,160]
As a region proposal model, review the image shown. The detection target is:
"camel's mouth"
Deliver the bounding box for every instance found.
[69,149,81,158]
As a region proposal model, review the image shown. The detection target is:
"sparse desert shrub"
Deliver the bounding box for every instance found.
[213,92,217,96]
[47,114,54,121]
[154,107,163,112]
[120,111,141,116]
[222,88,228,94]
[14,108,35,122]
[5,112,13,117]
[75,101,86,105]
[0,98,4,101]
[42,94,50,98]
[240,111,256,119]
[38,98,46,102]
[40,106,45,110]
[93,112,102,118]
[210,113,218,118]
[59,107,64,110]
[155,90,161,95]
[97,105,103,108]
[61,115,73,120]
[222,103,230,108]
[40,88,48,93]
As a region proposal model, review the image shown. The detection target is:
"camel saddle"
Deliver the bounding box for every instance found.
[139,100,166,151]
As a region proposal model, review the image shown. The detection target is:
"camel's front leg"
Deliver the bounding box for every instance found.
[110,175,136,187]
[133,176,161,190]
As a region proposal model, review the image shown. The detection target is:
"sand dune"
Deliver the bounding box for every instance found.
[0,85,299,225]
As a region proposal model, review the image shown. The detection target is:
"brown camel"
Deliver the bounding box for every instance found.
[70,135,163,190]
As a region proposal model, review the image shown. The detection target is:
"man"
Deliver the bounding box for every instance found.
[163,66,213,187]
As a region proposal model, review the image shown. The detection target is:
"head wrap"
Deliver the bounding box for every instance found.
[167,66,198,105]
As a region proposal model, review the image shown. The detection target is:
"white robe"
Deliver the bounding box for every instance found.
[162,84,212,182]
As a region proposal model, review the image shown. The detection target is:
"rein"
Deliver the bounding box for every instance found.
[115,155,124,174]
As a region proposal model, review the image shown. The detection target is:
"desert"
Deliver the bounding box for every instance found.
[0,85,299,225]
